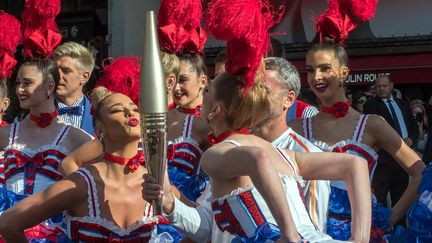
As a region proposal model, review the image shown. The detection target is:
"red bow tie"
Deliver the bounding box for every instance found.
[321,101,350,119]
[208,128,250,145]
[30,110,58,128]
[177,105,202,117]
[103,151,145,172]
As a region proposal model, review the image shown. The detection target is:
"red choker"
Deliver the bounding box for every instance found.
[177,104,202,117]
[0,121,8,127]
[30,110,58,128]
[103,151,145,172]
[208,128,250,144]
[168,101,177,111]
[321,101,350,118]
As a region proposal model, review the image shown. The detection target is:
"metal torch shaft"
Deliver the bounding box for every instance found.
[140,11,168,215]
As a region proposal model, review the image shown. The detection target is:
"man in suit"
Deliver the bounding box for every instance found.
[364,75,418,218]
[54,42,95,135]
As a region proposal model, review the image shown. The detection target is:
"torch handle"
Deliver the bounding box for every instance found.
[141,113,168,215]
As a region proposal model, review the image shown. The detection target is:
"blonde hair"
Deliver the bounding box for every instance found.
[0,81,7,100]
[54,42,95,76]
[214,68,270,131]
[161,52,180,78]
[91,86,113,127]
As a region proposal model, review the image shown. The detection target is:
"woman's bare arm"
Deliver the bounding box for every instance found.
[292,151,372,243]
[60,138,103,176]
[0,173,86,242]
[369,115,426,225]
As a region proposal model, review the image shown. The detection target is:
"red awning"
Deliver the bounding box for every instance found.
[290,53,432,87]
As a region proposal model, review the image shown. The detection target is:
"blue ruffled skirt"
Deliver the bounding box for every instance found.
[389,164,432,243]
[326,186,391,241]
[168,166,209,202]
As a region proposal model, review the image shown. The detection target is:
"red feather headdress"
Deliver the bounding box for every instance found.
[95,57,141,106]
[0,11,22,80]
[207,0,285,90]
[22,0,62,58]
[315,0,379,44]
[158,0,207,54]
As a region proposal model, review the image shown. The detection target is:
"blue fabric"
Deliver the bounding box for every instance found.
[390,165,432,243]
[168,166,208,202]
[231,223,281,243]
[156,224,185,243]
[286,100,297,122]
[327,186,391,241]
[58,106,82,116]
[80,96,94,136]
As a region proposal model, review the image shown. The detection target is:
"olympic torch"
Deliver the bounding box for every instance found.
[140,11,167,215]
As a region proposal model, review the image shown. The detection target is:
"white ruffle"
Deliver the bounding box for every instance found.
[64,213,160,237]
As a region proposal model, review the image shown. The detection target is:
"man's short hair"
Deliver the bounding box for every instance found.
[54,42,95,76]
[264,57,301,97]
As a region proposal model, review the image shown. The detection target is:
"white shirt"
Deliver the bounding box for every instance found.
[272,128,330,233]
[382,96,408,139]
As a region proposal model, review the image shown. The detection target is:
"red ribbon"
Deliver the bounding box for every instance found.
[23,29,62,58]
[0,53,17,80]
[103,151,145,172]
[315,0,357,44]
[16,153,44,167]
[158,24,189,54]
[30,110,58,128]
[177,104,202,117]
[321,101,350,119]
[182,27,207,54]
[208,128,250,145]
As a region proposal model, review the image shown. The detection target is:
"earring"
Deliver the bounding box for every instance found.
[207,112,213,121]
[46,91,50,99]
[99,132,104,143]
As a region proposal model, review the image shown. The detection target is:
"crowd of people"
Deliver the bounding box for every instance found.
[0,0,430,242]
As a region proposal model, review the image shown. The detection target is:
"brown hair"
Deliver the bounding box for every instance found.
[178,53,207,77]
[308,39,349,67]
[213,70,270,131]
[19,59,59,87]
[0,81,7,100]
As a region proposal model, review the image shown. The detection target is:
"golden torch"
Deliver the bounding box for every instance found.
[140,11,167,215]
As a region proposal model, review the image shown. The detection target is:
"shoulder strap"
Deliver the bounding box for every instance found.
[182,115,194,139]
[352,115,369,143]
[274,147,298,176]
[54,125,72,146]
[9,122,19,145]
[76,168,100,218]
[303,117,313,140]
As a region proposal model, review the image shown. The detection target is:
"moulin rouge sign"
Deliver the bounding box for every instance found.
[346,72,391,85]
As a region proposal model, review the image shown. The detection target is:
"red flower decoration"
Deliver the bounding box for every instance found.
[30,110,58,128]
[321,101,350,119]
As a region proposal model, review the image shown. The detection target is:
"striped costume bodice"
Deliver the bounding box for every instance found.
[167,115,208,202]
[211,140,332,242]
[64,168,172,242]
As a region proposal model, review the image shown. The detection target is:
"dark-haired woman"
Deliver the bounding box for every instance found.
[0,60,92,241]
[144,72,373,243]
[167,53,212,203]
[288,42,425,240]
